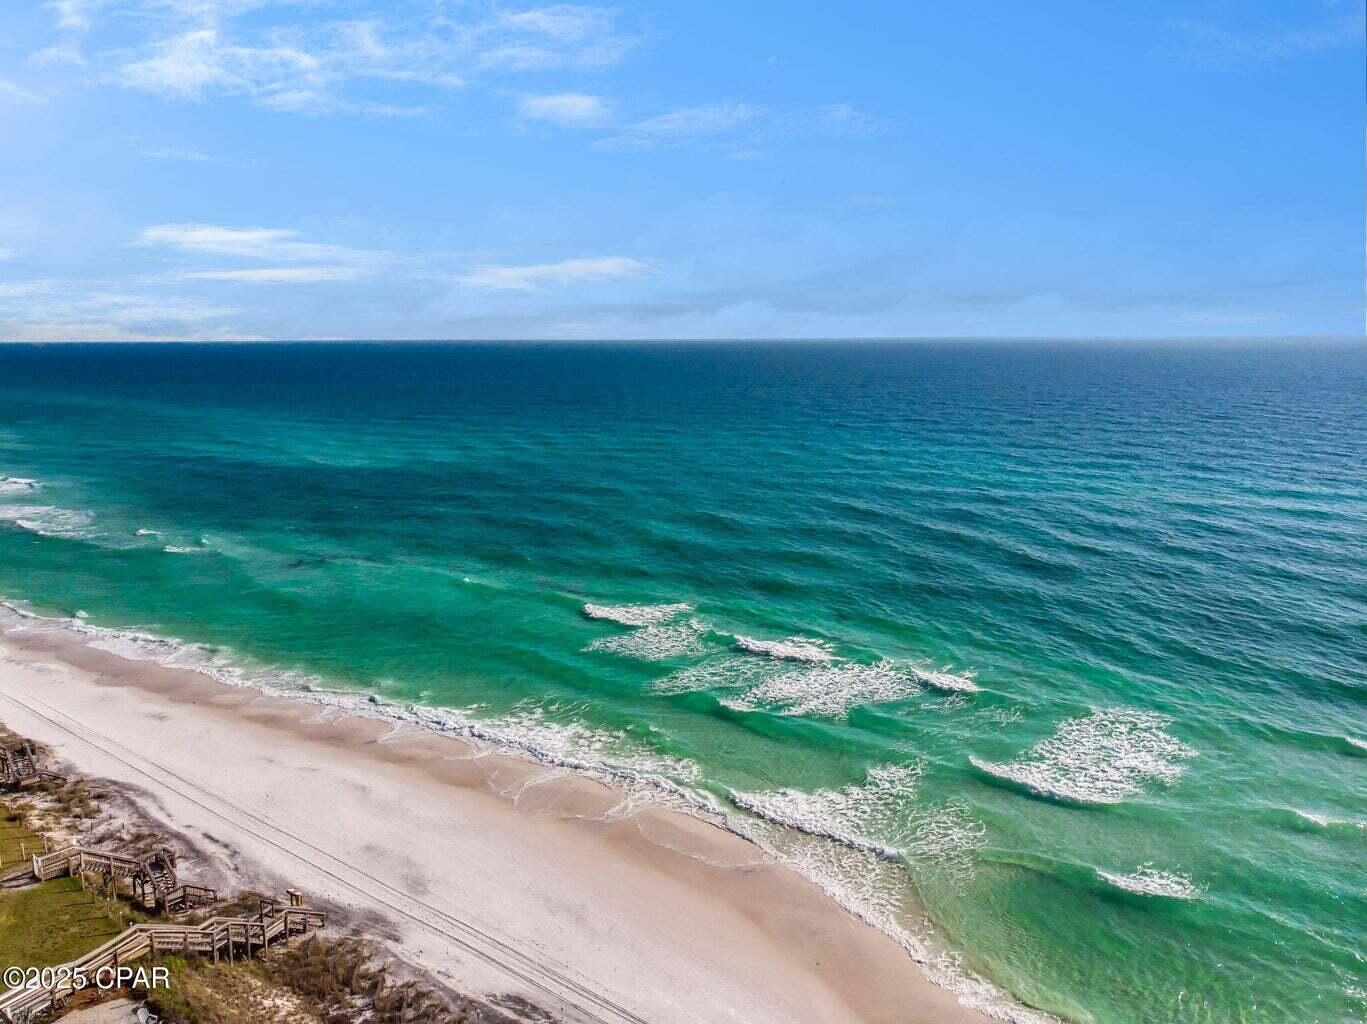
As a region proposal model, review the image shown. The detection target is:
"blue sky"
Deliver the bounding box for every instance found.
[0,1,1361,341]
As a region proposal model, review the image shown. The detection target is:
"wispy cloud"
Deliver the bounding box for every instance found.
[26,43,86,68]
[0,276,248,341]
[0,79,48,104]
[176,266,364,283]
[517,92,606,125]
[599,101,877,152]
[50,2,634,116]
[458,256,651,290]
[475,6,638,71]
[1172,8,1365,62]
[139,144,212,161]
[139,223,378,263]
[1180,309,1289,326]
[606,102,764,147]
[138,223,386,283]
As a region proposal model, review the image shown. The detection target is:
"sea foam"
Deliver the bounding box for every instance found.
[582,602,692,626]
[912,666,981,693]
[721,660,925,718]
[1098,865,1202,899]
[734,634,836,662]
[0,504,96,540]
[970,708,1196,804]
[584,619,707,660]
[729,762,986,871]
[0,477,40,495]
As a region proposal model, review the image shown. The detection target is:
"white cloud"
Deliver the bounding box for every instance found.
[140,144,212,161]
[75,3,632,115]
[618,102,763,141]
[1173,9,1365,61]
[138,223,379,264]
[176,266,364,283]
[517,92,605,125]
[27,44,86,68]
[599,99,878,152]
[138,223,385,284]
[1180,310,1289,325]
[0,278,245,341]
[48,0,109,33]
[0,80,47,104]
[477,5,637,70]
[458,256,651,290]
[117,28,321,101]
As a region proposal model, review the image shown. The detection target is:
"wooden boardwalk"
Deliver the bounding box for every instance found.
[31,845,217,915]
[0,897,326,1024]
[0,743,61,789]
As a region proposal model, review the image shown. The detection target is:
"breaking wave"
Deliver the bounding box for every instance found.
[734,634,836,663]
[582,602,692,626]
[721,660,925,718]
[913,666,981,693]
[584,619,707,660]
[728,763,986,871]
[0,477,40,495]
[1098,865,1202,900]
[0,504,96,540]
[1289,809,1366,832]
[970,708,1197,804]
[729,763,925,860]
[653,655,777,695]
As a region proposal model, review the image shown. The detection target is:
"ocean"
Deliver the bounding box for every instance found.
[0,340,1362,1023]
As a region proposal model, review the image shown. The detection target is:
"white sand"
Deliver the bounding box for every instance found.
[0,625,995,1024]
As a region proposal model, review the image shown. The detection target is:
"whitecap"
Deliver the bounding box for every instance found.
[970,708,1196,804]
[1098,864,1202,899]
[163,544,209,554]
[734,634,836,662]
[0,477,40,495]
[584,619,706,660]
[912,666,980,693]
[582,602,693,626]
[654,655,779,695]
[0,504,96,540]
[1291,809,1366,831]
[721,660,924,718]
[135,528,160,537]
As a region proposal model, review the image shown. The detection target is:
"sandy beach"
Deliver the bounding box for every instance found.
[0,616,995,1024]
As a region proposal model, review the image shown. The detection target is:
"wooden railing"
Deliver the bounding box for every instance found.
[0,903,326,1024]
[31,845,145,882]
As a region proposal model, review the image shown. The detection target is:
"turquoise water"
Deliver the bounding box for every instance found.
[0,341,1363,1023]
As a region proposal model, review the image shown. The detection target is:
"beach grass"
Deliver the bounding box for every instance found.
[0,876,126,969]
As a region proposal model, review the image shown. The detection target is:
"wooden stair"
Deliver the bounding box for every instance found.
[0,898,327,1024]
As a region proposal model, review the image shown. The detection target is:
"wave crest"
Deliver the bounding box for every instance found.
[1098,865,1202,899]
[721,661,925,718]
[971,708,1196,804]
[584,619,707,660]
[734,634,836,663]
[583,602,692,626]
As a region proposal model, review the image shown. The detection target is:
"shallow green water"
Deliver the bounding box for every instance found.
[0,341,1362,1023]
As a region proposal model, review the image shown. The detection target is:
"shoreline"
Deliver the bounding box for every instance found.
[0,605,1011,1024]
